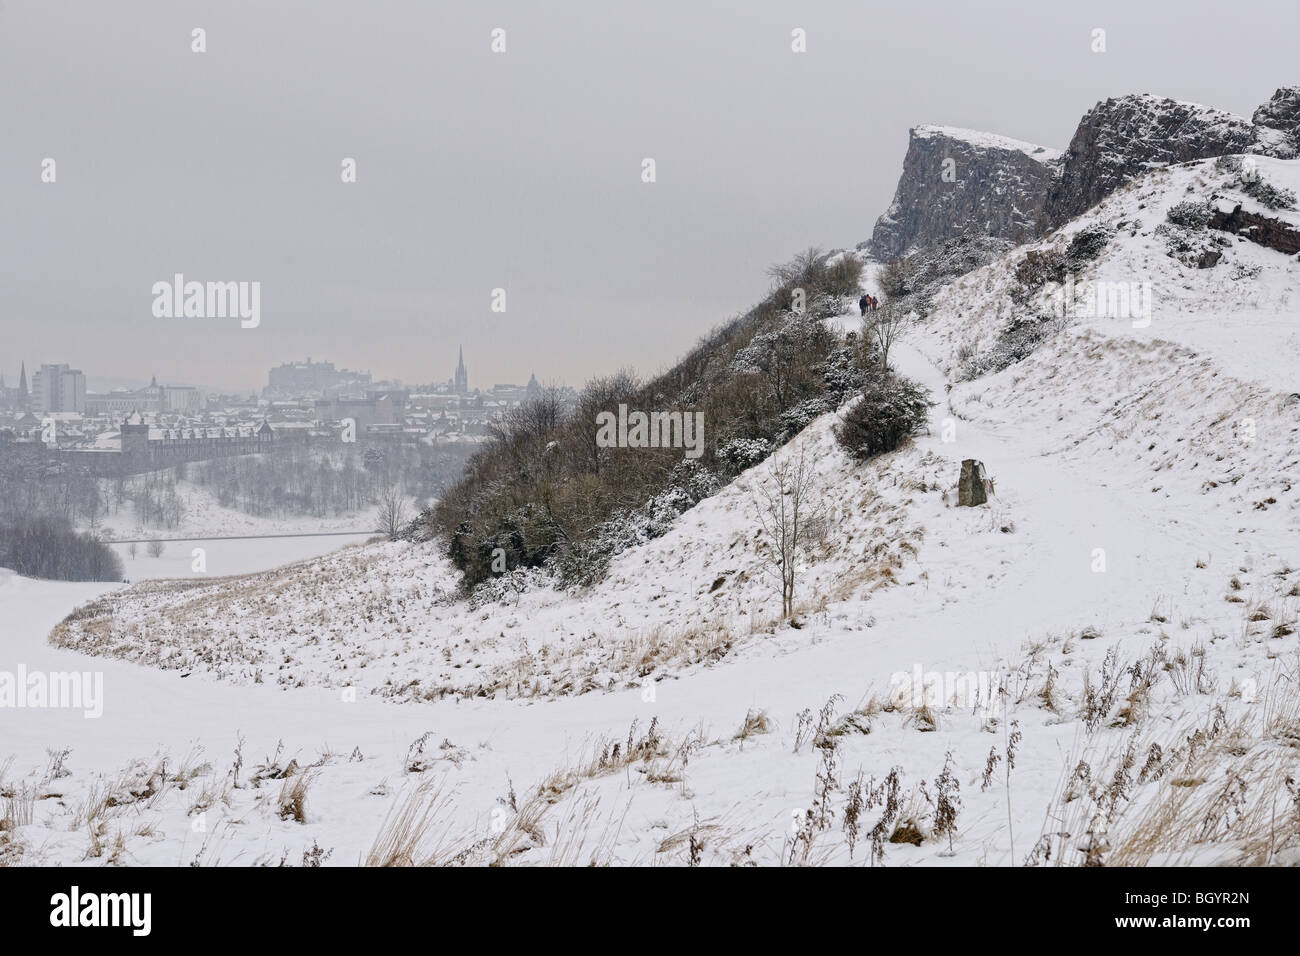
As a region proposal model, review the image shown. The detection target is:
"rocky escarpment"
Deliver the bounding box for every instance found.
[1044,91,1298,226]
[867,126,1061,260]
[1252,86,1300,156]
[867,87,1300,258]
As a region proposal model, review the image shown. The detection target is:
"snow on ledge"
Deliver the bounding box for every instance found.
[912,124,1062,162]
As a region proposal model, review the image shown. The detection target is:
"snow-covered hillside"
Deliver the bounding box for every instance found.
[4,158,1300,867]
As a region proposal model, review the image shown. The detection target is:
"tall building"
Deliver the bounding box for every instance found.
[454,345,469,395]
[32,363,86,415]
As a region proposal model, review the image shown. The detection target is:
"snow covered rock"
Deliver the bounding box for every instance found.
[867,125,1062,259]
[1252,86,1300,145]
[1045,93,1273,227]
[867,89,1300,263]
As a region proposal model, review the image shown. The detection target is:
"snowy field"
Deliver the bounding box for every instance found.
[110,533,378,582]
[3,157,1299,866]
[90,475,384,543]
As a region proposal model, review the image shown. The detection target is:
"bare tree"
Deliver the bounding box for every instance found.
[575,369,639,477]
[127,540,138,560]
[767,246,826,288]
[376,483,408,540]
[751,443,831,618]
[146,538,165,558]
[867,301,912,372]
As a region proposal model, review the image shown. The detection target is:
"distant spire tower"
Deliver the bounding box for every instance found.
[454,345,468,395]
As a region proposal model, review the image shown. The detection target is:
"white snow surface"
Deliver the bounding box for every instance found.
[913,124,1062,163]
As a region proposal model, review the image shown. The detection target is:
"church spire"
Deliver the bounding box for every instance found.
[454,345,468,395]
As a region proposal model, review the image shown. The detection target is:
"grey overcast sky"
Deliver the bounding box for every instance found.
[1,0,1295,394]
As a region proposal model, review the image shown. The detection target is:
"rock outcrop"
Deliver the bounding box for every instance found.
[867,87,1300,255]
[868,126,1062,260]
[1209,199,1300,256]
[1044,91,1299,226]
[1252,87,1300,156]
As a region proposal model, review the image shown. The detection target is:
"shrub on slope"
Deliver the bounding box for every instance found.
[835,374,933,460]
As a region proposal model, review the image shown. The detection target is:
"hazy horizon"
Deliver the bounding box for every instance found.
[3,0,1295,393]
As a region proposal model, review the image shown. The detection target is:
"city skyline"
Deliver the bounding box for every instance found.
[0,343,548,400]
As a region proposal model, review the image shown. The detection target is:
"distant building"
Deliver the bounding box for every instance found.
[161,384,202,413]
[265,358,371,398]
[454,346,469,395]
[0,362,31,411]
[116,411,274,472]
[85,390,147,416]
[32,363,86,415]
[84,375,202,416]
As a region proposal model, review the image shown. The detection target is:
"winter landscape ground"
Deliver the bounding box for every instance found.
[5,152,1298,869]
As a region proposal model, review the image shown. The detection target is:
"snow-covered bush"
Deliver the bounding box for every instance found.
[1241,175,1297,210]
[717,437,771,475]
[819,342,868,406]
[468,565,556,609]
[1065,223,1114,267]
[731,312,835,381]
[667,458,723,504]
[1154,221,1226,268]
[1165,199,1213,229]
[835,374,933,461]
[779,397,833,441]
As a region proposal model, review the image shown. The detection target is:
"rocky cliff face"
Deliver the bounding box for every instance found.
[1044,94,1270,227]
[1252,87,1300,156]
[868,87,1300,255]
[867,126,1061,260]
